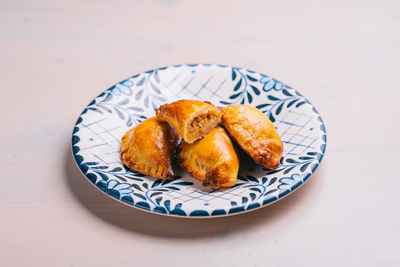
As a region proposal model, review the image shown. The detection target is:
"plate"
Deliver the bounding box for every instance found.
[72,64,326,217]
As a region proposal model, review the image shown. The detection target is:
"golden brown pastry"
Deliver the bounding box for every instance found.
[156,100,222,144]
[221,105,283,170]
[121,117,179,179]
[177,126,239,188]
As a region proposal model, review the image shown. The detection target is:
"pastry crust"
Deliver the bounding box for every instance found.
[156,100,222,144]
[177,126,239,188]
[120,117,179,179]
[221,105,283,170]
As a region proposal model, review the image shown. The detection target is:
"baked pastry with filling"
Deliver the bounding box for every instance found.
[177,126,239,188]
[121,117,179,179]
[156,100,221,144]
[220,105,283,170]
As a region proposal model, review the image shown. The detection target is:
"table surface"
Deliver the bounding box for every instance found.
[1,0,399,266]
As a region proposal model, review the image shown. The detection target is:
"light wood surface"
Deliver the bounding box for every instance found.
[1,0,399,266]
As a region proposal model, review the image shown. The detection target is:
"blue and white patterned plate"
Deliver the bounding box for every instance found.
[72,64,326,217]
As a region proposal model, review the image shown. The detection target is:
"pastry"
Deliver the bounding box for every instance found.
[156,100,222,144]
[177,126,239,188]
[121,117,179,179]
[220,105,283,169]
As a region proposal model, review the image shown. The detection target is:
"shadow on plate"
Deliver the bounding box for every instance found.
[64,145,324,239]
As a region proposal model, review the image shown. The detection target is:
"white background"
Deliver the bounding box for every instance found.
[1,0,399,266]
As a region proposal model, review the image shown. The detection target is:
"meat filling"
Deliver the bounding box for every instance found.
[187,113,219,141]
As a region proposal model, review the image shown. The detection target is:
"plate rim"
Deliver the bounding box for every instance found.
[71,63,327,218]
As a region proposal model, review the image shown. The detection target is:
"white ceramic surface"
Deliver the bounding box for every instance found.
[72,64,326,217]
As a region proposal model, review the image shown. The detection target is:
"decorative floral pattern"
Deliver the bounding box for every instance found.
[72,64,327,217]
[260,76,284,92]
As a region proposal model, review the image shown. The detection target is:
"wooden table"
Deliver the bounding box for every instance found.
[1,0,399,266]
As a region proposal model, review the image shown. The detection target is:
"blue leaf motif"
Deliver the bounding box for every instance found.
[103,93,113,102]
[173,182,194,186]
[136,77,145,86]
[121,79,133,87]
[114,175,127,182]
[152,179,163,188]
[132,184,142,191]
[91,166,108,170]
[275,82,283,90]
[133,193,146,201]
[286,158,299,164]
[296,101,306,108]
[283,166,295,174]
[246,75,257,82]
[260,76,275,91]
[97,105,111,113]
[87,107,103,114]
[135,89,144,101]
[220,100,232,105]
[161,179,174,185]
[116,84,132,95]
[300,162,310,172]
[268,95,280,101]
[299,156,314,160]
[108,86,120,96]
[256,103,271,109]
[85,162,99,166]
[250,188,261,193]
[233,79,242,91]
[150,192,162,198]
[275,102,284,115]
[97,179,133,199]
[264,168,283,175]
[282,89,293,97]
[96,172,109,181]
[268,177,277,186]
[247,91,253,103]
[269,113,275,122]
[250,85,260,95]
[287,99,298,108]
[118,99,129,105]
[229,92,241,99]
